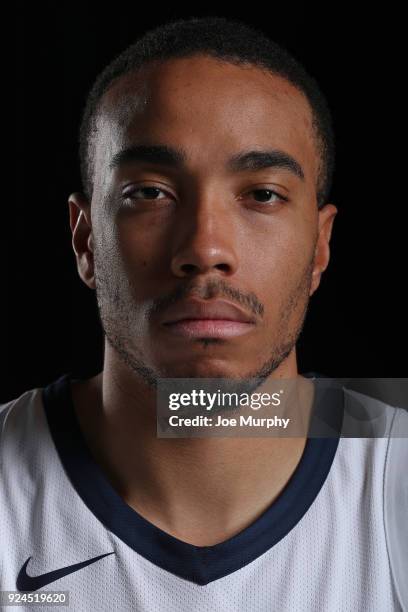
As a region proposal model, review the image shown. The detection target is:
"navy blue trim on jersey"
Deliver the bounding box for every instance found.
[42,372,344,586]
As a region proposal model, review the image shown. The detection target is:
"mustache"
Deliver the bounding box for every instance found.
[147,278,264,320]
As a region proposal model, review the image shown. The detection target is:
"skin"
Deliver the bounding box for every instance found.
[68,54,337,546]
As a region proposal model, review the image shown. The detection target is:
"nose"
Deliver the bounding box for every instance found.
[170,199,239,279]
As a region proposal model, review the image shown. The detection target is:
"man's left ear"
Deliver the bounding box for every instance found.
[309,203,338,296]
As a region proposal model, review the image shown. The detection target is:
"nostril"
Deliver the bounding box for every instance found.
[215,263,230,272]
[180,263,199,275]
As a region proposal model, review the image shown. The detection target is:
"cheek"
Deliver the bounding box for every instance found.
[114,210,172,274]
[103,216,177,307]
[248,221,311,282]
[92,213,155,296]
[250,225,314,322]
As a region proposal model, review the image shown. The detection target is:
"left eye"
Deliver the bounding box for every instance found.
[248,189,288,204]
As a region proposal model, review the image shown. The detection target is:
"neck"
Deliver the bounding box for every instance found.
[71,346,314,546]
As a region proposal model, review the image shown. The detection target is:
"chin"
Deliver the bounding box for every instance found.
[158,358,242,380]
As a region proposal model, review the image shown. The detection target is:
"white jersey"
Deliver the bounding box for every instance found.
[0,373,407,612]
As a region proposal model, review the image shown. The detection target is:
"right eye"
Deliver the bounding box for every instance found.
[123,186,172,201]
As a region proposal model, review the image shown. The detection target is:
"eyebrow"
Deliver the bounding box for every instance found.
[108,144,305,181]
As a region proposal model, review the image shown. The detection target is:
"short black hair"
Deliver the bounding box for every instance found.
[78,15,336,209]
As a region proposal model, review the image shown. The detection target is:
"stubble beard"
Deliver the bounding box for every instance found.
[93,240,314,392]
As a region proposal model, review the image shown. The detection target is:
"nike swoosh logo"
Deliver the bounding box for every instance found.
[16,552,115,591]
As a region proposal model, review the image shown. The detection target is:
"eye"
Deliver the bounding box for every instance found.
[247,188,289,205]
[122,185,172,202]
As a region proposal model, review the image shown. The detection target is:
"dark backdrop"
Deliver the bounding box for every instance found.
[5,3,406,401]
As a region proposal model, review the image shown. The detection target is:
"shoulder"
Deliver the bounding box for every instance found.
[383,407,408,611]
[341,386,408,437]
[341,387,408,611]
[0,386,44,450]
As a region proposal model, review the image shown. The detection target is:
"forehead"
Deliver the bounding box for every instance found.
[94,55,318,189]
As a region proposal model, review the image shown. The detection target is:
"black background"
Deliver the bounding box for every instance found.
[5,3,406,402]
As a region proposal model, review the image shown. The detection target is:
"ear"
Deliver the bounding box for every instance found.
[68,192,96,290]
[309,203,338,296]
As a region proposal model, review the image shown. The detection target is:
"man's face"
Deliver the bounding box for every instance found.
[71,54,336,384]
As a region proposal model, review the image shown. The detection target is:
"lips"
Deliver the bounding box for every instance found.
[161,298,256,325]
[160,298,256,339]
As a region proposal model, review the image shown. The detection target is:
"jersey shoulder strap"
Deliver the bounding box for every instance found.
[384,406,408,612]
[0,398,16,438]
[0,389,38,452]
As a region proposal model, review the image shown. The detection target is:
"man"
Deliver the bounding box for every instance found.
[1,16,407,612]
